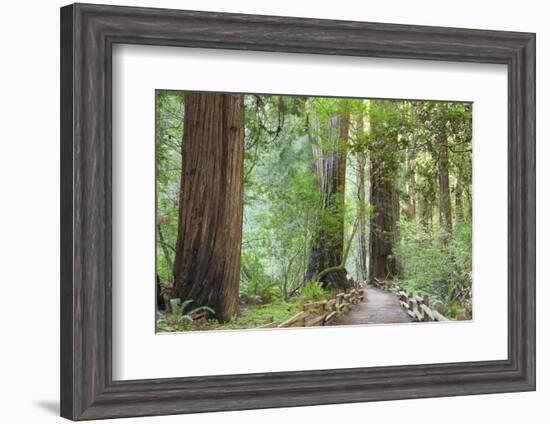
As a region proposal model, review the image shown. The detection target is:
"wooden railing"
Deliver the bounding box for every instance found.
[372,279,449,322]
[258,287,365,329]
[396,289,448,322]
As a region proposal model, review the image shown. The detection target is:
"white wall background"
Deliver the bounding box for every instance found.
[0,0,545,423]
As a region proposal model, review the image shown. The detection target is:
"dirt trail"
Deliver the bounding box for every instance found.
[330,284,413,326]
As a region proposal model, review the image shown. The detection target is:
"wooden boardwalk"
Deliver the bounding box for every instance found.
[329,284,413,326]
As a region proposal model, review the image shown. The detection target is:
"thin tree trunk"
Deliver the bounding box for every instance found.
[355,152,368,282]
[419,193,432,230]
[302,209,310,283]
[172,93,245,323]
[392,183,401,273]
[156,224,174,280]
[406,157,417,219]
[156,275,167,311]
[455,181,464,224]
[438,136,453,245]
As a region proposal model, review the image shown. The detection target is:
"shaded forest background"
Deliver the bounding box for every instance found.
[156,91,472,331]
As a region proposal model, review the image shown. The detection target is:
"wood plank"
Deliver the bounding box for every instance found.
[258,322,278,329]
[278,311,309,328]
[325,311,338,322]
[433,311,449,321]
[306,315,326,327]
[303,300,327,309]
[420,304,435,321]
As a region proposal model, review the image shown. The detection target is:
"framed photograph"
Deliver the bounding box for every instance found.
[60,3,535,420]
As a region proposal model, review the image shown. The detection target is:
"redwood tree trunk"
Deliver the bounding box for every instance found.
[172,93,244,323]
[367,101,401,282]
[305,112,349,289]
[368,151,399,281]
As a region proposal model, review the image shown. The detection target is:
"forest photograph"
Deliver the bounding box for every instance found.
[155,90,473,333]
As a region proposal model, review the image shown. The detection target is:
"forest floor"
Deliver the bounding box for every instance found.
[330,284,413,326]
[157,285,416,332]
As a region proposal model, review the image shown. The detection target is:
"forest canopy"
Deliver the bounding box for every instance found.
[155,91,472,332]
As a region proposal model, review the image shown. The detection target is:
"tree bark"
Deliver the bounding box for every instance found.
[368,148,399,281]
[367,100,401,282]
[419,192,432,230]
[172,93,245,323]
[305,111,350,289]
[156,275,167,311]
[438,135,453,245]
[405,157,417,219]
[454,181,464,224]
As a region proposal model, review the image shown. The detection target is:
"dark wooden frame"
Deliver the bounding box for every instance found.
[60,3,536,420]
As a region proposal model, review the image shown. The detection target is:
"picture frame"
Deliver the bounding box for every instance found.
[60,3,535,421]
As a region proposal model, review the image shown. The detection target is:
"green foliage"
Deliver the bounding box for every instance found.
[157,301,301,332]
[240,252,279,304]
[299,281,331,302]
[170,298,215,319]
[156,299,215,332]
[394,222,453,294]
[211,301,301,330]
[241,95,316,300]
[155,91,184,284]
[394,220,472,319]
[156,92,473,330]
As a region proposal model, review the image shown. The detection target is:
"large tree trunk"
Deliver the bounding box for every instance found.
[368,149,399,281]
[368,101,401,282]
[305,112,349,289]
[438,136,453,245]
[172,93,245,323]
